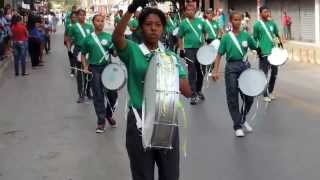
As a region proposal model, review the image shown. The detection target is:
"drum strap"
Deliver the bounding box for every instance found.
[228,32,243,56]
[228,32,249,62]
[76,23,87,38]
[91,32,109,63]
[259,20,274,43]
[206,20,217,39]
[132,107,143,130]
[186,18,202,42]
[168,16,175,27]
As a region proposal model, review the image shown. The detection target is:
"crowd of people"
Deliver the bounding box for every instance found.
[61,0,287,179]
[0,4,59,76]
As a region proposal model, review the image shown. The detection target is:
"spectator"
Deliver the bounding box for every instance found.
[241,11,251,33]
[44,18,51,53]
[28,17,43,67]
[11,15,29,76]
[282,11,292,40]
[51,13,58,33]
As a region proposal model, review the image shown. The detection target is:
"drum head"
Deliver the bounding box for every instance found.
[268,48,289,66]
[197,45,218,65]
[238,69,267,97]
[101,63,127,90]
[209,39,220,50]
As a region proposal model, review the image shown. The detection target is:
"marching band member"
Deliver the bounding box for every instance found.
[81,14,118,133]
[178,0,206,105]
[203,8,222,44]
[65,11,77,77]
[68,9,93,103]
[253,6,282,102]
[164,11,178,51]
[112,1,191,179]
[212,11,257,137]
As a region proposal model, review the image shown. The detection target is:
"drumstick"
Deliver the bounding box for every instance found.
[70,67,92,74]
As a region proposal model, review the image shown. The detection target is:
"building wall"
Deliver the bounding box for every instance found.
[222,0,317,42]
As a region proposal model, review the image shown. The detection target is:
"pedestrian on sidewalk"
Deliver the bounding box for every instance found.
[282,10,292,40]
[81,14,118,133]
[11,15,29,76]
[28,17,43,67]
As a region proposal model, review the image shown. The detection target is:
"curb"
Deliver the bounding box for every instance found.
[285,41,320,65]
[0,56,12,83]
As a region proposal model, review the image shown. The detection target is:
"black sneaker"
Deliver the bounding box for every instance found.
[190,95,198,105]
[76,96,85,103]
[96,124,105,133]
[106,117,117,128]
[197,92,205,101]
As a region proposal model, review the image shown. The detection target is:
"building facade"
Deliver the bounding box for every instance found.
[203,0,320,43]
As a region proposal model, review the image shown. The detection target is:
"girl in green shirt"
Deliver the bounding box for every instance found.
[212,11,258,138]
[112,1,191,179]
[81,14,118,133]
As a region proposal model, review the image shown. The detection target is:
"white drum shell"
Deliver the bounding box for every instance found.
[101,63,127,90]
[142,53,180,149]
[238,69,267,97]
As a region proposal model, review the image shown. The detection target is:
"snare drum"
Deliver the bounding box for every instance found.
[196,45,218,66]
[101,63,127,90]
[268,47,288,66]
[142,52,180,149]
[238,69,267,97]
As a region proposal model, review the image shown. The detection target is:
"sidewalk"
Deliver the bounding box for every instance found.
[0,56,12,83]
[285,41,320,64]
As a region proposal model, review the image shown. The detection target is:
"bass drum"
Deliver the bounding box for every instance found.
[238,69,267,97]
[142,52,180,149]
[101,62,127,91]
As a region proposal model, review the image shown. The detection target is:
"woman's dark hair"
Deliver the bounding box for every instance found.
[77,9,86,15]
[245,11,251,18]
[92,14,104,22]
[229,11,242,21]
[70,11,77,18]
[259,6,269,13]
[138,8,166,27]
[11,15,22,25]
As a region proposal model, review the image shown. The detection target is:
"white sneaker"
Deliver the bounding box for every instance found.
[264,97,272,102]
[269,94,277,100]
[208,73,212,77]
[235,129,245,137]
[70,73,74,77]
[243,121,253,133]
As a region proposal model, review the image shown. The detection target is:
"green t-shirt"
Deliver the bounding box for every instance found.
[253,20,279,56]
[81,32,113,65]
[218,31,257,61]
[203,20,220,39]
[65,12,71,28]
[178,17,205,48]
[116,40,187,109]
[165,16,177,33]
[114,15,121,26]
[128,18,139,29]
[65,23,74,36]
[70,23,94,48]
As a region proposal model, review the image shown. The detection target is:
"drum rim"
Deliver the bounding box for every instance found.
[101,63,127,90]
